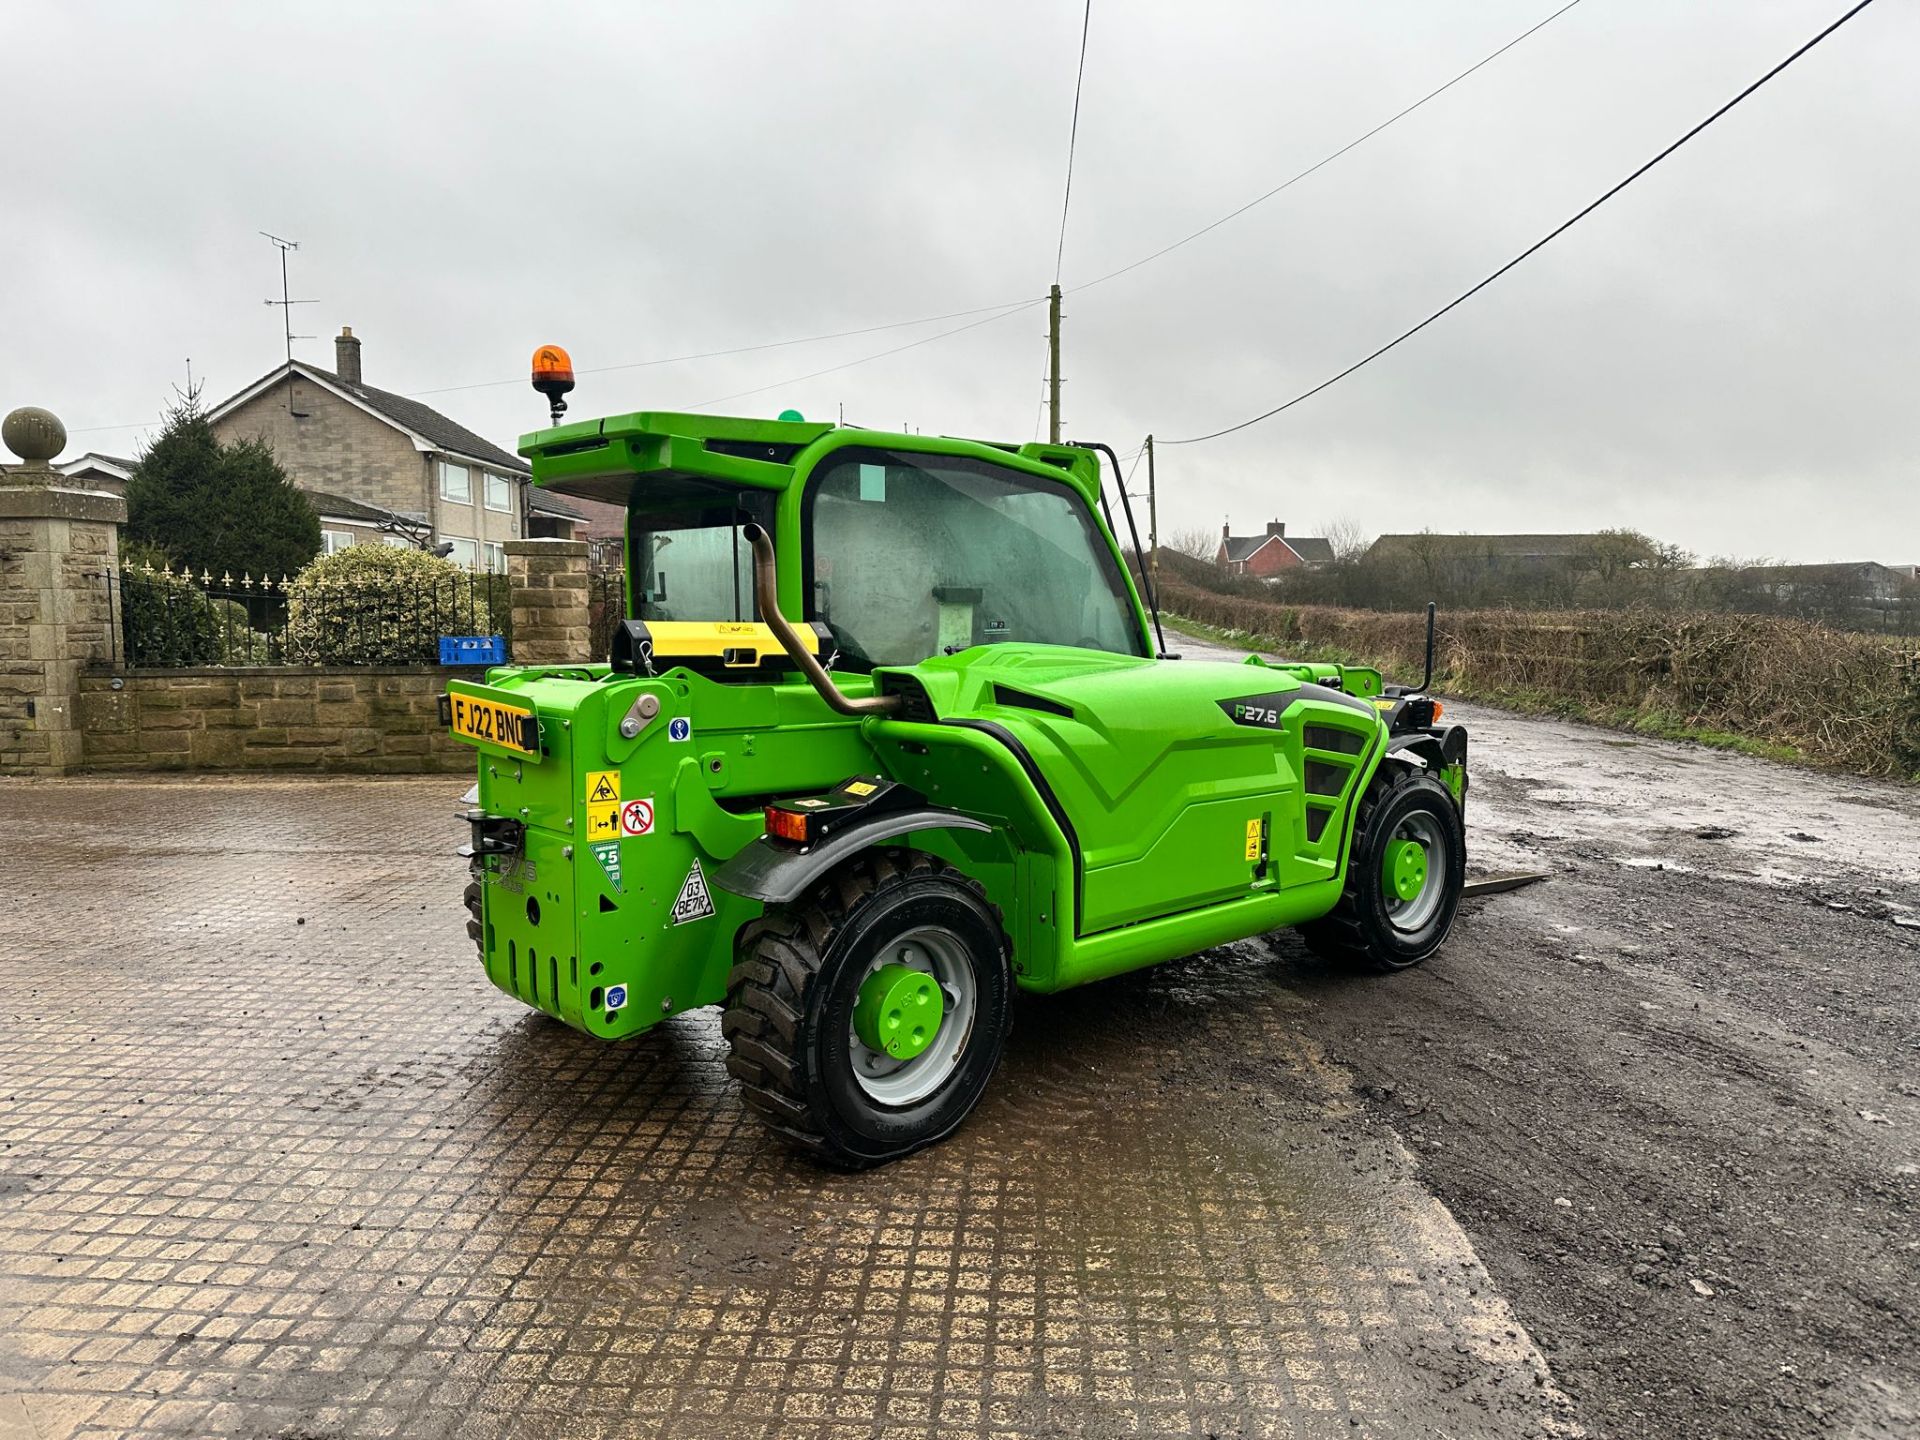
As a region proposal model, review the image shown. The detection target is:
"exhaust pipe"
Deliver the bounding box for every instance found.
[741,523,900,717]
[1419,601,1437,693]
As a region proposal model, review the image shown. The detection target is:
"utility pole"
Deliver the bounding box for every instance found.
[1046,283,1063,444]
[1144,434,1158,593]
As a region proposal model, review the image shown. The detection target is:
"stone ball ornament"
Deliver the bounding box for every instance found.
[3,406,67,464]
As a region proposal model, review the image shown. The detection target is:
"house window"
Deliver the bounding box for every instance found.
[321,530,355,555]
[484,473,514,512]
[382,535,412,549]
[483,542,506,573]
[439,462,471,504]
[446,537,479,569]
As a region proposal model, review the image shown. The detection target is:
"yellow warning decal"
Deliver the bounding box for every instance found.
[585,801,621,841]
[843,780,877,797]
[1244,818,1262,862]
[586,770,621,805]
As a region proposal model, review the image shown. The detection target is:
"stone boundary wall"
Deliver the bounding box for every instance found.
[77,668,487,774]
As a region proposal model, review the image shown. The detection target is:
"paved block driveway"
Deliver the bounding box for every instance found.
[0,777,1569,1439]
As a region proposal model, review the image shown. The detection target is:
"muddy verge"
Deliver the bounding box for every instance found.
[1250,704,1920,1439]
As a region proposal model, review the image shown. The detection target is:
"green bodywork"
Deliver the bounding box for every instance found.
[452,412,1407,1041]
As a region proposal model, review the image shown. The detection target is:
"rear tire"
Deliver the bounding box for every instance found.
[723,850,1012,1168]
[1303,765,1465,972]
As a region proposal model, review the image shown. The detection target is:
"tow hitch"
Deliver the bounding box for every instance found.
[459,811,525,860]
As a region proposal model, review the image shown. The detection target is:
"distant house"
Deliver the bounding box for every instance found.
[1216,520,1333,576]
[205,326,583,571]
[55,453,134,497]
[1741,561,1906,606]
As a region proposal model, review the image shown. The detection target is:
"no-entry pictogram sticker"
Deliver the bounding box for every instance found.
[619,798,656,837]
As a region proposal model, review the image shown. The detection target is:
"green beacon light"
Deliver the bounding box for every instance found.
[777,408,804,422]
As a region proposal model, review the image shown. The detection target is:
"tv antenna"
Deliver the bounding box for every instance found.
[261,231,316,416]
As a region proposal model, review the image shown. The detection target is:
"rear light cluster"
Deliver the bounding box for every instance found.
[764,806,815,844]
[762,776,899,849]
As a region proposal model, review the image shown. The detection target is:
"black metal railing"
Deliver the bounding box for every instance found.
[111,563,513,668]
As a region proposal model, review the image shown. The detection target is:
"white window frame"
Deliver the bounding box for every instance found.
[445,537,479,570]
[439,462,472,504]
[382,535,412,549]
[482,541,506,574]
[484,472,514,512]
[320,529,355,555]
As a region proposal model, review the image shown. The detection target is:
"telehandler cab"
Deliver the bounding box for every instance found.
[448,354,1469,1167]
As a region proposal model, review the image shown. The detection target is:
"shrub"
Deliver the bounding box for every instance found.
[126,386,321,578]
[119,567,225,667]
[284,546,501,666]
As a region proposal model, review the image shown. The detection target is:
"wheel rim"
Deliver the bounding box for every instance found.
[848,925,977,1106]
[1383,812,1446,933]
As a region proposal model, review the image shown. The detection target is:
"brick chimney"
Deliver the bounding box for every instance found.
[1222,522,1231,543]
[334,326,362,386]
[1266,520,1285,538]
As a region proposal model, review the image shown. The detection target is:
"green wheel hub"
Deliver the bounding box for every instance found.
[1385,837,1428,903]
[853,963,945,1061]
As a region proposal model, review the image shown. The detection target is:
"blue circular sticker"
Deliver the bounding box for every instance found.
[667,717,692,742]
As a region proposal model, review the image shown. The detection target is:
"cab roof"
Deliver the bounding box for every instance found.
[518,410,1102,508]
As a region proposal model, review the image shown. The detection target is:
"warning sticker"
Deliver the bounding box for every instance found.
[605,984,628,1012]
[670,858,716,925]
[1244,818,1262,862]
[591,840,623,893]
[585,801,620,841]
[843,780,877,797]
[585,769,621,805]
[619,797,656,837]
[667,717,692,743]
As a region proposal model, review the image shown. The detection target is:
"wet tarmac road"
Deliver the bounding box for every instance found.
[3,644,1915,1439]
[1,776,1571,1439]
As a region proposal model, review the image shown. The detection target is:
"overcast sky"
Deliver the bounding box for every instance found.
[5,0,1914,563]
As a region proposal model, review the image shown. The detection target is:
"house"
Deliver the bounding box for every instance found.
[1740,561,1907,606]
[55,453,135,496]
[1216,520,1333,576]
[205,327,584,571]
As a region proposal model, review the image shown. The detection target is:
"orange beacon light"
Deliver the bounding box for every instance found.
[531,345,576,425]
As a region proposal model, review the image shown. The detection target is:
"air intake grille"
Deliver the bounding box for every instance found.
[1304,725,1367,755]
[1305,760,1351,797]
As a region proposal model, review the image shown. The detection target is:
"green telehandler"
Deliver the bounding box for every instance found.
[448,352,1469,1167]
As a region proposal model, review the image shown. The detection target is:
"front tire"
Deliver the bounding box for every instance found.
[723,850,1012,1168]
[1304,766,1465,972]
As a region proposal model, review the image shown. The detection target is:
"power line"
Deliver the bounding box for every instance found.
[690,298,1047,409]
[408,298,1041,398]
[1055,0,1094,285]
[66,297,1047,436]
[1071,0,1584,297]
[1163,0,1879,447]
[66,1,1580,441]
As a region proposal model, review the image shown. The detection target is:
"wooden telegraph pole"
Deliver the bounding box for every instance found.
[1046,284,1063,444]
[1145,434,1158,593]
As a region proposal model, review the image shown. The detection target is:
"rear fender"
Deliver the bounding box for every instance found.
[713,809,992,906]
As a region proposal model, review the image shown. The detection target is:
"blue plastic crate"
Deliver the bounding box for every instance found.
[439,635,506,666]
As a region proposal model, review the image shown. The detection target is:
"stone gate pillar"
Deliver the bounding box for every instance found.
[0,407,126,775]
[504,538,591,665]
